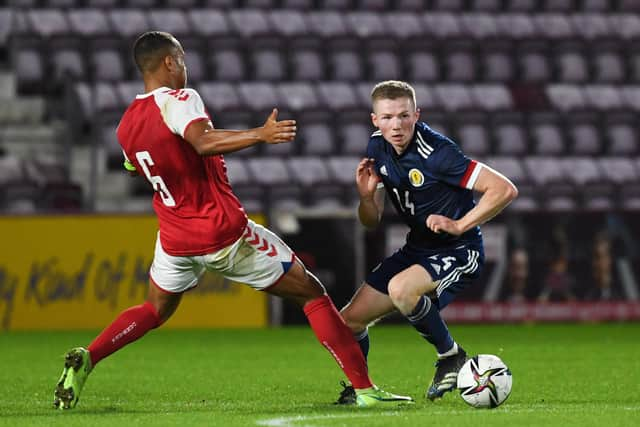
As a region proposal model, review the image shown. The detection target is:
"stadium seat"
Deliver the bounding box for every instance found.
[338,121,371,156]
[434,84,474,112]
[108,9,150,39]
[495,14,537,40]
[482,47,515,82]
[247,157,302,210]
[605,114,638,155]
[187,10,231,39]
[67,9,111,38]
[529,112,566,155]
[317,82,360,112]
[533,14,575,40]
[621,86,640,111]
[210,49,246,82]
[91,49,126,82]
[518,43,552,82]
[328,49,365,81]
[148,10,191,39]
[290,49,326,81]
[406,50,441,82]
[238,82,279,113]
[228,10,274,41]
[561,157,613,210]
[413,83,441,111]
[583,85,624,111]
[546,85,587,112]
[26,9,70,38]
[570,14,612,40]
[444,48,478,82]
[484,156,538,210]
[367,51,402,81]
[299,122,335,155]
[268,10,311,42]
[471,84,513,111]
[184,50,206,83]
[609,14,640,41]
[327,156,361,206]
[598,157,638,184]
[568,114,602,155]
[287,157,344,208]
[307,11,350,41]
[457,122,491,157]
[423,13,463,40]
[383,12,424,40]
[346,11,388,41]
[250,50,287,81]
[277,82,319,114]
[197,82,253,135]
[493,114,529,156]
[460,13,499,40]
[554,48,590,83]
[524,156,576,211]
[592,49,626,84]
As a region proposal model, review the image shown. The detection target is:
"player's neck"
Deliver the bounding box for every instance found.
[143,75,174,94]
[391,140,411,156]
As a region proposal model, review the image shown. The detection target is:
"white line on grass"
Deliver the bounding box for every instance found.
[256,412,399,427]
[256,405,640,426]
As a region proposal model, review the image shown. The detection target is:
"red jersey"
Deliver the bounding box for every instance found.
[117,86,248,256]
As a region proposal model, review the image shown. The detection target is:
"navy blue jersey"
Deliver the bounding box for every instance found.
[367,121,483,249]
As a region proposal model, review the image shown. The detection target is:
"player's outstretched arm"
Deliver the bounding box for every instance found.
[184,108,296,155]
[356,158,385,229]
[426,164,517,235]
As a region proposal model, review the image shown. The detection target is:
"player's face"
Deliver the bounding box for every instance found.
[371,97,420,152]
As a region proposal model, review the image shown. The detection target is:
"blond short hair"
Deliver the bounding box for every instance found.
[371,80,417,109]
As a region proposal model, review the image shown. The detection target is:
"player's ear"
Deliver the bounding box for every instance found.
[415,107,421,121]
[371,112,378,128]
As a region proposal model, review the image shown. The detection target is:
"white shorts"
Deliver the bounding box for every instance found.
[150,219,295,293]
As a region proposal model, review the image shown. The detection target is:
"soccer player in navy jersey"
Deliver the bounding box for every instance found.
[52,33,411,410]
[336,81,518,404]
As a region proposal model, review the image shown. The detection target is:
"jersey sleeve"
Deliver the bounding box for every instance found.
[430,142,482,190]
[162,88,210,138]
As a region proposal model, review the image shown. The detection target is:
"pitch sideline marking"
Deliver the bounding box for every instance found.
[256,405,640,426]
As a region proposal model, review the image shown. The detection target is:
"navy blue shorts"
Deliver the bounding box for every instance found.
[366,242,484,310]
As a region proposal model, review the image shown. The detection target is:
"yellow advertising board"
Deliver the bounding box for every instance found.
[0,215,268,330]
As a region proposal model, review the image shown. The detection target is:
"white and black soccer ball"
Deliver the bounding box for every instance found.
[457,354,512,409]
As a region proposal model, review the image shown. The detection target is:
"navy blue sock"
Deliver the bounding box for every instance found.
[354,329,370,361]
[406,295,454,354]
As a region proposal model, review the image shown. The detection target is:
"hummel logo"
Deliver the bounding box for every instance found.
[380,165,388,176]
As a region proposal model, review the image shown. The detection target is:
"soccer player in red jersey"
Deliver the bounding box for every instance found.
[53,32,412,410]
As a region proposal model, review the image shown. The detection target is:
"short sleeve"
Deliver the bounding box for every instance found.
[162,88,210,138]
[430,143,482,190]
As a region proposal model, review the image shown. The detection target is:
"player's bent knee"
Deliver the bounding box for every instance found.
[388,277,411,305]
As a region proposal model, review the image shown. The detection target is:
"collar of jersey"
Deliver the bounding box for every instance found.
[135,86,171,99]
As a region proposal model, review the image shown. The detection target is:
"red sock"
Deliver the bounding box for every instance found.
[87,301,161,367]
[303,295,373,389]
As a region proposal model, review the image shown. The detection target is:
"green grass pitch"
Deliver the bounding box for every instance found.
[1,324,638,427]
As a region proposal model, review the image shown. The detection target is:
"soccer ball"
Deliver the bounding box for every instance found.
[457,354,512,408]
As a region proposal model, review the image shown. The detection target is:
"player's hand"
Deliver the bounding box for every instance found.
[426,214,464,236]
[259,108,297,144]
[356,158,380,200]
